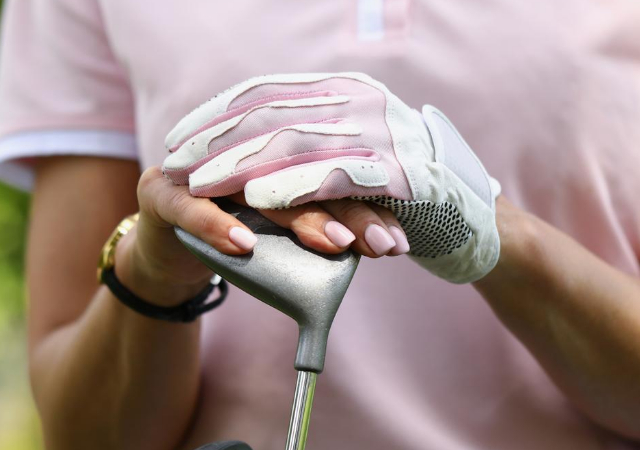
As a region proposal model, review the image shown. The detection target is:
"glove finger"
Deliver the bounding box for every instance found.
[243,158,390,210]
[165,75,329,150]
[188,121,363,197]
[165,72,380,151]
[162,94,349,184]
[164,72,401,187]
[165,73,366,154]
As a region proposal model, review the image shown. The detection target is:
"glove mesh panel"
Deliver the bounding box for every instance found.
[353,196,473,258]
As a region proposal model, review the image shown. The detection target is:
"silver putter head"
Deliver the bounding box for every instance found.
[175,199,360,373]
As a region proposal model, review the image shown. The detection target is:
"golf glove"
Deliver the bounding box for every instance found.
[163,73,500,283]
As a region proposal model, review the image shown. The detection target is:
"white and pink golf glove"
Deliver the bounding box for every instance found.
[163,73,500,283]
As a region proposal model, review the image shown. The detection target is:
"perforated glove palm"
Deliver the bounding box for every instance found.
[163,73,500,283]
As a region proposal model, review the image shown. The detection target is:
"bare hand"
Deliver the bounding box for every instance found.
[115,167,408,307]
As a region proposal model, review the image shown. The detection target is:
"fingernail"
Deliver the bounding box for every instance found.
[364,224,396,256]
[388,226,410,256]
[229,227,257,251]
[324,221,356,247]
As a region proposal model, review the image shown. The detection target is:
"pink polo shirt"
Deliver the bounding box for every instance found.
[2,1,640,449]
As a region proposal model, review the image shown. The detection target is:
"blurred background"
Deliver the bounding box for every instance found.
[0,181,39,450]
[0,1,44,448]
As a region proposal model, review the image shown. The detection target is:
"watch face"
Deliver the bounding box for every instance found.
[97,235,118,283]
[97,213,139,283]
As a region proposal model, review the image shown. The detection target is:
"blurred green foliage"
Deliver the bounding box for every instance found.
[0,182,29,326]
[0,182,42,450]
[0,3,44,449]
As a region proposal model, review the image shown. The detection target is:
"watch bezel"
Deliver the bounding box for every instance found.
[97,213,140,283]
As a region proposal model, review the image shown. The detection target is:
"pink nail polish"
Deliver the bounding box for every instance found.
[364,224,396,256]
[229,227,257,251]
[324,221,356,247]
[388,226,410,256]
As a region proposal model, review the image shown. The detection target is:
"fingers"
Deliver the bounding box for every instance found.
[143,167,409,258]
[138,167,257,255]
[255,201,356,255]
[232,192,409,258]
[321,199,410,258]
[366,202,411,256]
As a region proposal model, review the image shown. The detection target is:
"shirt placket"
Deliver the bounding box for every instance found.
[356,0,411,42]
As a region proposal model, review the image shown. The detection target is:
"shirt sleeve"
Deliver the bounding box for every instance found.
[0,0,138,190]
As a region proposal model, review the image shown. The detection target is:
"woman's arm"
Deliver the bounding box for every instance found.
[474,196,640,440]
[28,156,210,450]
[28,155,404,450]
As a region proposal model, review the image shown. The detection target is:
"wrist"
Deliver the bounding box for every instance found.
[473,196,541,290]
[115,227,213,308]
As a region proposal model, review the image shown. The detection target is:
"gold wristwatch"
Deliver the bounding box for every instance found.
[97,213,140,283]
[95,212,227,322]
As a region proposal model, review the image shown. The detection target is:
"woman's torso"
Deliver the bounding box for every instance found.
[98,1,640,448]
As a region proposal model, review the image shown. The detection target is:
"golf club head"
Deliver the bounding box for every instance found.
[194,441,252,450]
[175,199,360,373]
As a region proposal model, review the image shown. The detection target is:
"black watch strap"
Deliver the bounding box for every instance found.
[102,268,228,323]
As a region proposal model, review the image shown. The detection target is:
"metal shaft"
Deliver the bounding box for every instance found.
[285,371,317,450]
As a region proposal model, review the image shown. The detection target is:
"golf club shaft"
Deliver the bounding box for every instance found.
[285,371,317,450]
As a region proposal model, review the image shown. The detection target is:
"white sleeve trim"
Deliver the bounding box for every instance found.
[0,130,138,191]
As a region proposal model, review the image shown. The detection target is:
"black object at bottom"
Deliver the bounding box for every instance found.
[194,441,252,450]
[102,268,228,322]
